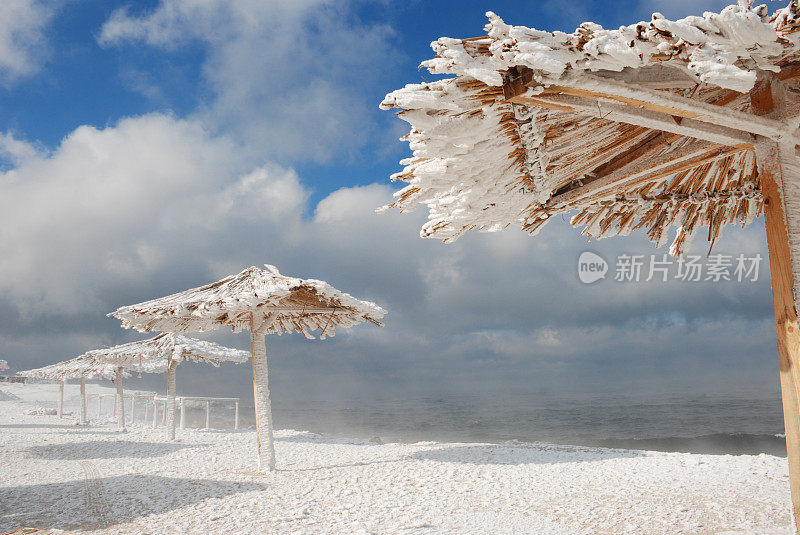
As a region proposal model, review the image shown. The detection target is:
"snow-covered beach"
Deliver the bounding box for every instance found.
[0,382,793,534]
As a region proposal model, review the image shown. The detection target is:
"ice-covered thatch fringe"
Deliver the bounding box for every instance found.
[379,79,538,243]
[109,264,387,339]
[0,360,8,372]
[380,2,800,253]
[108,264,387,472]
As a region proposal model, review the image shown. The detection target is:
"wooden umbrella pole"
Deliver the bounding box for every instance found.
[250,312,276,471]
[165,355,178,441]
[115,366,126,432]
[762,151,800,533]
[79,377,87,425]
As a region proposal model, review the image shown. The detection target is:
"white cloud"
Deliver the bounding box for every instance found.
[98,0,398,163]
[0,110,777,396]
[0,131,42,165]
[0,113,250,314]
[0,0,55,83]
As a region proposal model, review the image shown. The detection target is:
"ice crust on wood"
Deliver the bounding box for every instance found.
[424,4,797,93]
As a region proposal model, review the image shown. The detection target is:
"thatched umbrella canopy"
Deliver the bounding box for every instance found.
[109,264,387,471]
[18,356,124,425]
[381,2,800,528]
[82,333,249,439]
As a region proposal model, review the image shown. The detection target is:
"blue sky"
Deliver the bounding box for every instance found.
[0,0,732,199]
[0,0,778,408]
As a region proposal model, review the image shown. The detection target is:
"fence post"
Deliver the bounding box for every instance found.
[79,378,87,425]
[57,381,64,418]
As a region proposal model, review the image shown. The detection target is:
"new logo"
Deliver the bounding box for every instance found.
[578,252,608,284]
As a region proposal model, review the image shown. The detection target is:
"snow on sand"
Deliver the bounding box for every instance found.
[0,383,793,534]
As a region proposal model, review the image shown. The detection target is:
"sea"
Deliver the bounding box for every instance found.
[167,390,788,457]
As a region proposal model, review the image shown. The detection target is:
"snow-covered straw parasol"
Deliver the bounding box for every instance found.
[0,360,8,372]
[18,356,124,425]
[109,264,387,471]
[81,333,249,439]
[381,2,800,529]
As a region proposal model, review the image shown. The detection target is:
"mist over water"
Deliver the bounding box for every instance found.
[172,390,786,457]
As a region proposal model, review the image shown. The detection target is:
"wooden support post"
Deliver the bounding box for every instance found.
[180,397,186,429]
[250,312,276,472]
[752,76,800,533]
[130,396,136,425]
[762,147,800,534]
[205,400,211,430]
[58,380,64,418]
[152,397,158,428]
[115,367,126,432]
[97,394,102,419]
[234,400,240,430]
[79,377,87,425]
[166,358,178,441]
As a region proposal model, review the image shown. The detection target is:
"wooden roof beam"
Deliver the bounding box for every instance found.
[505,68,795,141]
[517,90,756,147]
[537,72,794,141]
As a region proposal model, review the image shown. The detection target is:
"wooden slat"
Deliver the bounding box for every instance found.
[525,92,756,147]
[508,95,575,112]
[581,132,679,188]
[546,143,751,209]
[536,71,791,140]
[541,84,702,120]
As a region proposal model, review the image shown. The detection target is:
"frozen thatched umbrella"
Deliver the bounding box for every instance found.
[81,333,249,440]
[109,264,387,471]
[0,360,8,372]
[382,2,800,528]
[18,356,124,425]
